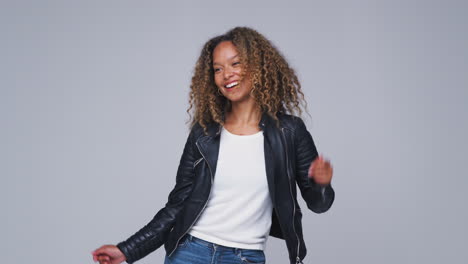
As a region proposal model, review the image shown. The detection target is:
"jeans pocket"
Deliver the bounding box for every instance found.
[240,249,265,264]
[176,235,190,249]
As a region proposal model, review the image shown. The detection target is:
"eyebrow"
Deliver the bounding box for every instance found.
[213,54,239,66]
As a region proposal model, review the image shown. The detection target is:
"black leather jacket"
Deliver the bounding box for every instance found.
[117,112,335,264]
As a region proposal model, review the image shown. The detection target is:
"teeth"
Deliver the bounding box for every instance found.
[225,81,238,88]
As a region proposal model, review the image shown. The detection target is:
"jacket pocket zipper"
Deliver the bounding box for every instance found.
[193,157,203,169]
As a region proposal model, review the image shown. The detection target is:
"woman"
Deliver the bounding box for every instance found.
[92,27,335,264]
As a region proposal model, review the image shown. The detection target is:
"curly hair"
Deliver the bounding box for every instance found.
[186,26,309,134]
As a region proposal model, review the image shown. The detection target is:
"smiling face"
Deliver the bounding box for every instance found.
[212,41,254,103]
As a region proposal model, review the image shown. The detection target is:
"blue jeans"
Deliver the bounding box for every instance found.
[164,234,266,264]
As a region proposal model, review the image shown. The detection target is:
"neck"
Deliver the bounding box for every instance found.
[225,99,261,126]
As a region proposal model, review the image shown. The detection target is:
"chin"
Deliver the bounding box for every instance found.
[220,85,252,103]
[227,95,251,103]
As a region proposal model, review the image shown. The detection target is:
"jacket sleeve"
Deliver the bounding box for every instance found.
[294,117,335,213]
[116,128,198,263]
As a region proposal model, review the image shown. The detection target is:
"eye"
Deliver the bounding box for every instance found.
[214,68,221,73]
[232,61,240,66]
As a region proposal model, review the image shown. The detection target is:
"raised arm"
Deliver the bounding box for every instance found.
[294,118,335,213]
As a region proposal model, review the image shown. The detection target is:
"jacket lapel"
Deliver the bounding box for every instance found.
[196,122,221,179]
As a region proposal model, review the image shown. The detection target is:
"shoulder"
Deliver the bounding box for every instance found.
[188,121,218,141]
[188,122,205,140]
[278,113,316,147]
[277,113,307,133]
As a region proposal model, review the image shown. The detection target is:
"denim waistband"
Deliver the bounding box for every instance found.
[185,234,224,248]
[184,234,263,253]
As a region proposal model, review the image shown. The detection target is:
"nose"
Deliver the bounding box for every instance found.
[223,67,234,80]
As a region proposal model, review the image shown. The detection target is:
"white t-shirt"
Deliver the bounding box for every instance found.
[188,126,273,250]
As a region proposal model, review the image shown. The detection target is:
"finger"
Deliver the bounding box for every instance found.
[317,160,327,170]
[98,258,109,264]
[309,161,317,177]
[319,165,331,174]
[93,247,106,255]
[323,159,332,170]
[93,251,102,262]
[97,255,110,262]
[317,168,332,181]
[315,161,325,171]
[320,155,330,164]
[310,163,320,176]
[317,167,329,176]
[319,156,328,164]
[315,168,324,178]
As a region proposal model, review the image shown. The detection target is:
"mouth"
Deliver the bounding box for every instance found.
[224,81,239,89]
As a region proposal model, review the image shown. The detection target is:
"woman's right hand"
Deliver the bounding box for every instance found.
[92,245,126,264]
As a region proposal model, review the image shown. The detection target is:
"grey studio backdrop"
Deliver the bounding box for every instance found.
[1,1,467,264]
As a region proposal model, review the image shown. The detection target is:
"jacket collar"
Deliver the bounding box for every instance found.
[205,111,272,138]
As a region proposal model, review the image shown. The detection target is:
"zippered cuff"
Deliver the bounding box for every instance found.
[116,241,134,264]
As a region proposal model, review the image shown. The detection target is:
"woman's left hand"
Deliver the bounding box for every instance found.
[308,155,333,185]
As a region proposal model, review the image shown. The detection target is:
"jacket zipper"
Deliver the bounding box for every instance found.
[281,127,303,264]
[193,157,203,168]
[167,141,214,257]
[262,126,299,264]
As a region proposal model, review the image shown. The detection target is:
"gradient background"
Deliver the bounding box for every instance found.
[1,1,467,264]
